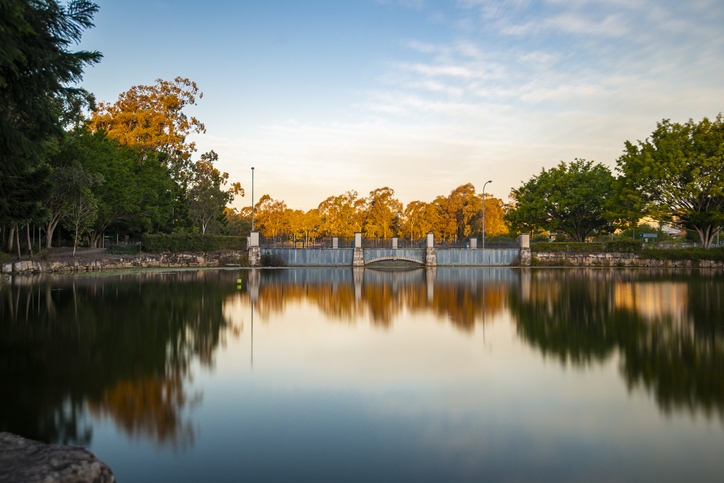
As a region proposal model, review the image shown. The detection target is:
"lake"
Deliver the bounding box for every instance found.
[1,267,723,482]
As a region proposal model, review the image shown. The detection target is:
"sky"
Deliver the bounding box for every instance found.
[76,0,724,211]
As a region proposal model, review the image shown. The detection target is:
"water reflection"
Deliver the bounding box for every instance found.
[511,268,724,420]
[0,270,243,447]
[251,267,512,330]
[1,266,723,458]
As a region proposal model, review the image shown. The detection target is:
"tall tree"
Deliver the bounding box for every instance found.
[318,191,366,237]
[364,187,402,239]
[506,159,616,242]
[255,195,288,239]
[60,162,101,255]
[1,0,101,249]
[88,77,205,181]
[187,151,242,234]
[616,115,724,248]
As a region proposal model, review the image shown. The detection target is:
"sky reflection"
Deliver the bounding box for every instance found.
[2,268,723,482]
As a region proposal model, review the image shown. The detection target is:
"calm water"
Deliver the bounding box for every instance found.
[1,267,723,482]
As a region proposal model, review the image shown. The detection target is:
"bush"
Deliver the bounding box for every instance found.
[531,240,641,253]
[107,244,141,255]
[260,252,286,267]
[639,247,724,263]
[141,234,247,253]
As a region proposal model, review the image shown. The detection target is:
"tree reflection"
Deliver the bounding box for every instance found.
[0,270,244,446]
[511,268,724,420]
[249,268,511,331]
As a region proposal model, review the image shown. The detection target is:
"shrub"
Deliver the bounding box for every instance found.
[141,234,247,253]
[532,241,641,253]
[639,247,724,263]
[107,244,141,255]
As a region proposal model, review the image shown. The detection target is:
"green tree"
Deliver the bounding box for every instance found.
[45,128,176,247]
[60,162,101,255]
[1,0,101,244]
[616,115,724,248]
[185,151,241,235]
[506,159,616,242]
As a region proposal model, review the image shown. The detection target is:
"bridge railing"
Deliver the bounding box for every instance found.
[257,234,520,249]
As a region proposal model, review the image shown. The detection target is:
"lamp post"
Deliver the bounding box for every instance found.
[482,180,492,249]
[250,167,255,233]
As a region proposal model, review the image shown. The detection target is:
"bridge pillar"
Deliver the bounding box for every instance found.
[519,233,531,266]
[353,232,364,266]
[248,232,260,266]
[392,237,398,249]
[425,232,436,266]
[332,237,339,249]
[469,238,477,249]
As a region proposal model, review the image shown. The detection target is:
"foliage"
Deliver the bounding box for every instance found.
[89,77,205,180]
[506,159,616,242]
[364,187,402,239]
[187,151,241,234]
[639,247,724,263]
[259,252,286,267]
[141,234,246,253]
[0,0,100,235]
[616,115,724,248]
[107,244,140,255]
[531,240,641,253]
[224,207,252,236]
[317,191,366,237]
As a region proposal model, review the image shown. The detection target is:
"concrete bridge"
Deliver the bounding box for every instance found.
[249,233,530,267]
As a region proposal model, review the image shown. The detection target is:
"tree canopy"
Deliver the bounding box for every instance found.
[616,115,724,248]
[506,159,616,242]
[0,0,101,233]
[88,77,205,180]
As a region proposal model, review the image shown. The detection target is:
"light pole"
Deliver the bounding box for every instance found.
[250,167,255,233]
[482,180,492,249]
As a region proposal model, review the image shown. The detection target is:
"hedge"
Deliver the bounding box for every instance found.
[639,247,724,262]
[141,234,247,253]
[107,244,142,255]
[531,240,641,253]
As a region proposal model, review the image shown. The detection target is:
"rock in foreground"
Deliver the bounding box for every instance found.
[0,433,115,483]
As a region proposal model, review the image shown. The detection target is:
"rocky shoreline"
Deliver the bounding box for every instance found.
[0,432,115,483]
[2,249,247,275]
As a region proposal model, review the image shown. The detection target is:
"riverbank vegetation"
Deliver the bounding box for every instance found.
[2,2,722,261]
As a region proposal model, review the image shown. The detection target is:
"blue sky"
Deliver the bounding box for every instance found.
[78,0,724,210]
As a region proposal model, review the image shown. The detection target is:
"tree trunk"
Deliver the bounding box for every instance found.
[7,226,15,252]
[44,219,59,249]
[26,224,33,258]
[15,226,22,260]
[73,224,79,256]
[88,231,102,248]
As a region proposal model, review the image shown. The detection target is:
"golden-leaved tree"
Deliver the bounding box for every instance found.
[89,77,205,180]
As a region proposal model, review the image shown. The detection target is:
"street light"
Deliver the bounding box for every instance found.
[482,180,492,249]
[250,167,255,233]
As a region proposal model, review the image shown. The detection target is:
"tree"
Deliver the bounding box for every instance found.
[506,159,616,242]
[60,162,101,255]
[1,0,101,250]
[187,151,242,235]
[88,77,205,180]
[44,128,177,247]
[364,187,402,239]
[616,115,724,248]
[480,194,508,237]
[255,195,287,239]
[317,191,366,237]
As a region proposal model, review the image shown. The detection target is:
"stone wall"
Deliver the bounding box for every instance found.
[533,251,724,268]
[2,250,247,274]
